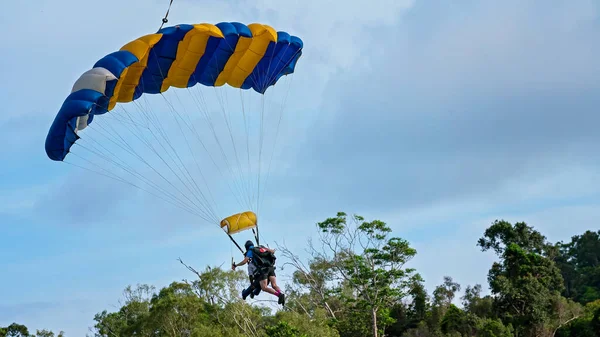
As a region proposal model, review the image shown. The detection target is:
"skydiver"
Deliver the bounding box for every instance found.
[241,254,262,299]
[232,240,285,305]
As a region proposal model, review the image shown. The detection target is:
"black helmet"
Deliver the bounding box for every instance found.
[245,240,254,251]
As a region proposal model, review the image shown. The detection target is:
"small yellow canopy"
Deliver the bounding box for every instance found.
[220,211,257,235]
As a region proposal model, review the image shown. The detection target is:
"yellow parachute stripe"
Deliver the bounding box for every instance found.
[220,211,257,235]
[108,34,163,110]
[103,23,282,111]
[213,35,253,87]
[224,24,278,88]
[161,24,224,91]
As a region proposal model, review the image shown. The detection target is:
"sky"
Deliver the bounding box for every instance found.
[1,0,599,335]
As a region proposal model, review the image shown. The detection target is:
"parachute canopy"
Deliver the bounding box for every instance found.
[221,211,257,235]
[45,22,303,162]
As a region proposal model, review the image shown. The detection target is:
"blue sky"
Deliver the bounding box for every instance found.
[1,0,599,335]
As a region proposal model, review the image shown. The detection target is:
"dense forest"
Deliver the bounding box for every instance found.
[2,212,599,337]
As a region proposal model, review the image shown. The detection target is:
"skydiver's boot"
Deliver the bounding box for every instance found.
[278,292,285,305]
[242,286,253,300]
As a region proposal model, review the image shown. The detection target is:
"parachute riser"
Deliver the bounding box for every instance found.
[252,226,260,246]
[228,234,245,254]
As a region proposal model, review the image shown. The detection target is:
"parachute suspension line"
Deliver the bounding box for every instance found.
[81,91,216,223]
[236,90,256,212]
[217,37,256,213]
[258,74,295,215]
[185,86,248,212]
[74,132,196,214]
[78,104,209,216]
[115,53,218,223]
[64,152,207,219]
[117,101,207,214]
[213,85,253,211]
[256,95,266,215]
[188,70,250,211]
[159,0,174,30]
[187,78,251,212]
[246,43,296,217]
[169,89,221,217]
[240,89,253,210]
[146,54,222,222]
[256,45,302,215]
[128,96,217,221]
[82,106,215,221]
[158,91,222,219]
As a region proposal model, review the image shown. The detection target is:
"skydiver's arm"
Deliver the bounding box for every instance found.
[232,256,250,269]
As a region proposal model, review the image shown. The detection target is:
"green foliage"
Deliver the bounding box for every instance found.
[6,213,599,337]
[0,323,30,337]
[265,321,305,337]
[461,284,494,319]
[475,318,514,337]
[555,299,600,337]
[0,325,64,337]
[555,230,600,305]
[440,304,466,334]
[478,220,566,336]
[271,311,339,337]
[315,212,419,337]
[477,220,548,256]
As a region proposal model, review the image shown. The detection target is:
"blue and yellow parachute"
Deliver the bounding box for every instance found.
[45,22,303,162]
[44,21,303,251]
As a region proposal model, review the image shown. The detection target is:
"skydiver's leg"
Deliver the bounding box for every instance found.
[252,286,261,296]
[268,269,281,293]
[259,279,279,296]
[267,267,285,305]
[257,269,279,296]
[243,275,257,300]
[252,275,262,296]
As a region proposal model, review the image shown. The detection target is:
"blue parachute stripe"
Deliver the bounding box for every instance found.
[241,39,277,91]
[195,22,242,86]
[242,32,287,91]
[93,50,139,100]
[45,89,110,161]
[188,32,225,87]
[137,24,194,95]
[242,32,302,92]
[267,36,303,88]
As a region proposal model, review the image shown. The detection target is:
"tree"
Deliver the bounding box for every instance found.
[385,276,429,336]
[555,230,600,304]
[33,330,65,337]
[265,311,339,337]
[478,220,568,336]
[279,249,341,319]
[265,321,306,337]
[91,284,154,337]
[0,324,64,337]
[0,323,30,337]
[284,212,419,337]
[440,304,467,335]
[461,284,494,319]
[425,276,462,334]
